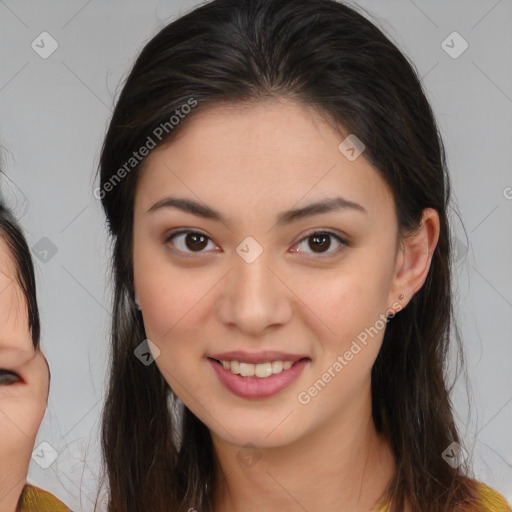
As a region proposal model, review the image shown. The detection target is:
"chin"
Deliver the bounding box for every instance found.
[208,416,305,450]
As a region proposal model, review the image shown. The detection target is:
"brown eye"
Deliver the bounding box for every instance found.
[293,230,347,257]
[165,230,217,254]
[0,369,21,385]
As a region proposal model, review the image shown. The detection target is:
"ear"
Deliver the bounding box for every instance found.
[387,208,440,310]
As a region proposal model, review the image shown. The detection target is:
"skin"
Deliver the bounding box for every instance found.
[133,97,439,512]
[0,239,48,512]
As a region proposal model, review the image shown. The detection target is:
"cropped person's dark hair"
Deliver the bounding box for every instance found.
[0,196,40,349]
[97,0,481,510]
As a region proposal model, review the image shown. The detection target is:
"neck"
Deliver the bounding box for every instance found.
[211,379,395,512]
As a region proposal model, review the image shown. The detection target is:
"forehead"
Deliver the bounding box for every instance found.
[134,98,395,222]
[0,237,16,290]
[0,237,31,351]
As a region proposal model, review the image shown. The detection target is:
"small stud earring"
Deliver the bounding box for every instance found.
[398,293,404,300]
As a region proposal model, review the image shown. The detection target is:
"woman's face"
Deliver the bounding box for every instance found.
[0,239,48,511]
[133,98,409,449]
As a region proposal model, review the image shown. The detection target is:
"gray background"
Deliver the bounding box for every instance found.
[0,0,511,510]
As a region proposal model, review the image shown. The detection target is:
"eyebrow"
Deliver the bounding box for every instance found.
[147,195,367,226]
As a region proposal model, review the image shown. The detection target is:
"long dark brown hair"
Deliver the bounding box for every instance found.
[96,0,484,510]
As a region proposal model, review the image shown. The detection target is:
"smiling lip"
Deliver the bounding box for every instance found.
[207,351,310,399]
[208,350,309,364]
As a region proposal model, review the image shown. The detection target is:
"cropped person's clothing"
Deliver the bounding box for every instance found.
[16,484,72,512]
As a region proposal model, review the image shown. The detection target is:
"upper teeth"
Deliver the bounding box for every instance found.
[221,360,294,378]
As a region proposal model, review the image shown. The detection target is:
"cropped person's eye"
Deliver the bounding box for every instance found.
[164,229,348,258]
[0,369,21,386]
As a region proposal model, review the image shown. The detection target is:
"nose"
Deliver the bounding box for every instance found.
[216,250,293,336]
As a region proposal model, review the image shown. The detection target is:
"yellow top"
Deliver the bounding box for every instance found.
[16,484,71,512]
[373,481,511,512]
[15,481,510,511]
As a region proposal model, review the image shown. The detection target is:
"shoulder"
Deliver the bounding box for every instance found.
[17,484,72,512]
[473,481,511,512]
[372,480,511,512]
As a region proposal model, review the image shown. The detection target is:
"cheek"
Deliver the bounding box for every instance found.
[0,398,45,472]
[134,228,201,323]
[133,238,222,395]
[133,259,214,383]
[294,275,388,416]
[299,263,392,400]
[137,266,210,343]
[305,269,389,339]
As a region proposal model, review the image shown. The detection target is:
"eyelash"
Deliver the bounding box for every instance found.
[0,369,21,386]
[164,229,348,258]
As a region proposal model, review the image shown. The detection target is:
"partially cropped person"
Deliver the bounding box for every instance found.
[0,197,71,511]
